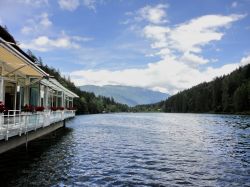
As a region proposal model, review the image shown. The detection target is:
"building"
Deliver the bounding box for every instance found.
[0,26,78,152]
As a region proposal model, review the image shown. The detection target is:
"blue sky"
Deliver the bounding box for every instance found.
[0,0,250,93]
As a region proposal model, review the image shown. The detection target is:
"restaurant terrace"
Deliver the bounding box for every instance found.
[0,26,78,152]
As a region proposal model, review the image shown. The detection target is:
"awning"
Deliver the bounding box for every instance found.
[41,78,79,98]
[41,79,60,91]
[49,78,79,98]
[0,39,48,77]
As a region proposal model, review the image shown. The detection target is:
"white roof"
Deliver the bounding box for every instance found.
[0,38,49,77]
[41,78,79,98]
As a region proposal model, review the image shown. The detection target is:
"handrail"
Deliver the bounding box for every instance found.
[0,110,75,140]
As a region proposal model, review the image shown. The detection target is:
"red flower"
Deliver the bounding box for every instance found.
[50,106,58,111]
[35,106,45,112]
[0,101,6,113]
[23,104,34,112]
[58,106,64,111]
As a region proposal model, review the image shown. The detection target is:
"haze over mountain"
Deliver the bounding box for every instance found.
[79,85,169,106]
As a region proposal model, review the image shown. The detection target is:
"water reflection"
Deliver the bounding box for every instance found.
[0,127,73,186]
[0,113,249,186]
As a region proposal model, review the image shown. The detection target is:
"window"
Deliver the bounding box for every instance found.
[29,78,39,107]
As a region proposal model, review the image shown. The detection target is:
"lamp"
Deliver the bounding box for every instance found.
[17,85,20,92]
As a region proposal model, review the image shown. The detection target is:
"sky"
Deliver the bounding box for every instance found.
[0,0,250,94]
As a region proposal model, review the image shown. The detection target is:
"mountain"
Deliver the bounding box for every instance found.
[79,85,169,106]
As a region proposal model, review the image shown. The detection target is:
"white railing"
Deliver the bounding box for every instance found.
[0,110,75,141]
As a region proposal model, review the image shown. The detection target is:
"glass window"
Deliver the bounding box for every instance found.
[29,78,39,107]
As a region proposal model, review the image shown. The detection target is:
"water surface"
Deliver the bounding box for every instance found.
[0,113,249,186]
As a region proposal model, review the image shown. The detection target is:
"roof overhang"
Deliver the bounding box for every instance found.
[0,38,49,77]
[41,78,79,98]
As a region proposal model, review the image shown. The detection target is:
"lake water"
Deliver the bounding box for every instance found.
[0,113,249,186]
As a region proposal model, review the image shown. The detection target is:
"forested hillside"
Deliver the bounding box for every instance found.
[135,64,250,114]
[164,64,250,114]
[147,64,250,114]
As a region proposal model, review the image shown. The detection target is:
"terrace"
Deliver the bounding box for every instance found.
[0,27,78,144]
[0,109,75,140]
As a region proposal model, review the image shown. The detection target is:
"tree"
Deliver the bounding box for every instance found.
[233,84,248,111]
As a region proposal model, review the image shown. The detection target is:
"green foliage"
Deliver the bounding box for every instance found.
[135,64,250,114]
[163,65,250,114]
[132,101,165,112]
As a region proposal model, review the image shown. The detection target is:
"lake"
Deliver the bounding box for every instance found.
[0,113,249,186]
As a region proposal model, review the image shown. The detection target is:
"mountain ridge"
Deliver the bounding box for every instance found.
[79,85,169,106]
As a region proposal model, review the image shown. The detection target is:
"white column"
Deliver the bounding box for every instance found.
[62,93,64,107]
[0,77,3,102]
[19,86,22,111]
[51,90,54,107]
[14,83,17,111]
[45,86,49,108]
[55,91,58,107]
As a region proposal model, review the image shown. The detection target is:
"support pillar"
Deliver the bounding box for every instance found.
[0,77,3,102]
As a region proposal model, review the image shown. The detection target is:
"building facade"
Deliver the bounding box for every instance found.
[0,30,78,142]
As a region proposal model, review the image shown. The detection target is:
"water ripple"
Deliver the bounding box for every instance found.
[0,113,249,186]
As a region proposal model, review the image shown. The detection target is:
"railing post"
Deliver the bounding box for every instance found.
[49,110,51,125]
[34,113,37,131]
[5,113,9,140]
[19,111,22,136]
[25,115,28,134]
[13,110,16,127]
[43,112,46,127]
[0,113,2,136]
[0,77,3,102]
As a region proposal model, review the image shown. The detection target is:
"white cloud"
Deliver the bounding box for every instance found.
[137,4,168,24]
[83,0,97,11]
[58,0,80,11]
[71,35,93,42]
[169,14,245,53]
[69,7,246,94]
[142,14,245,56]
[240,55,250,66]
[58,0,97,11]
[21,12,52,35]
[231,1,238,8]
[17,0,48,6]
[143,25,170,48]
[70,55,244,94]
[39,12,52,27]
[20,35,82,51]
[180,52,209,66]
[21,26,33,35]
[141,13,245,68]
[124,4,168,25]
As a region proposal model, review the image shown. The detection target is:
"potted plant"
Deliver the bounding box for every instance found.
[0,101,6,124]
[50,106,58,111]
[0,101,6,113]
[58,106,64,111]
[35,106,45,113]
[22,104,34,113]
[67,106,76,111]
